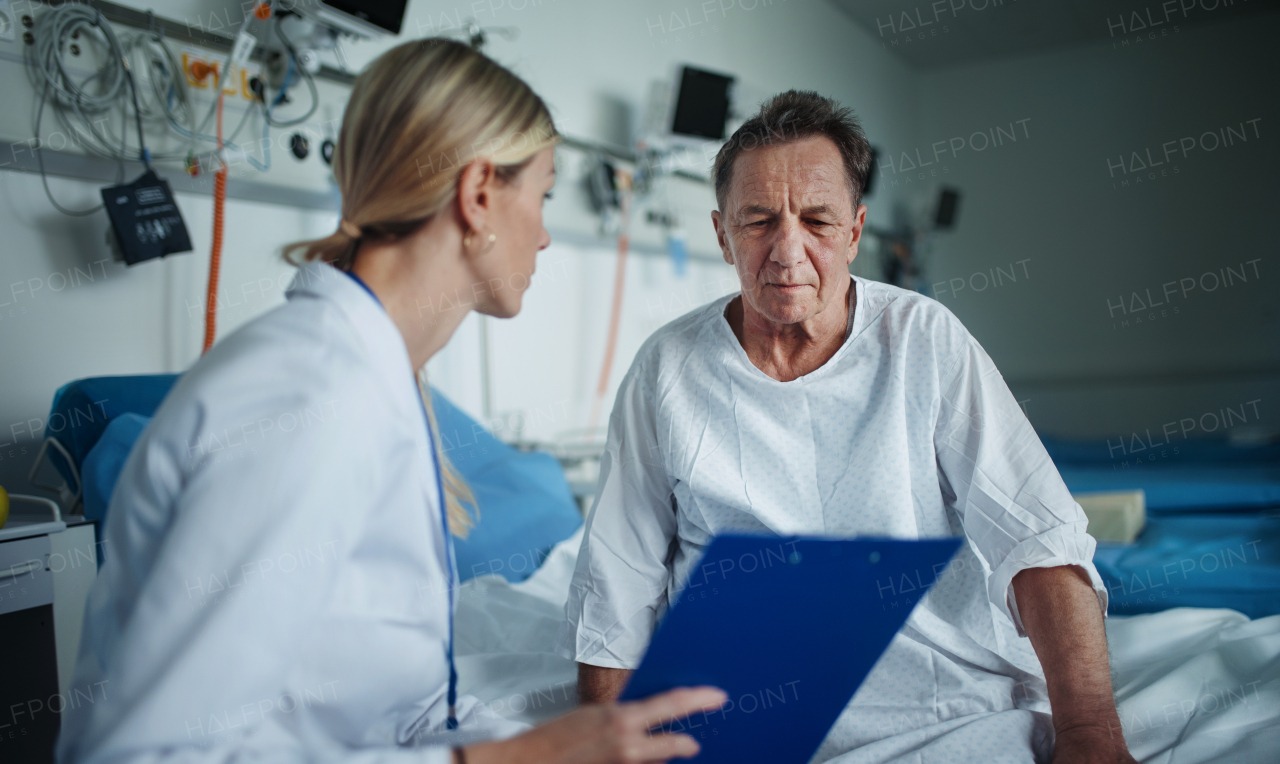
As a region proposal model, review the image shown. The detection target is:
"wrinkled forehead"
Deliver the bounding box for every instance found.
[725,137,853,214]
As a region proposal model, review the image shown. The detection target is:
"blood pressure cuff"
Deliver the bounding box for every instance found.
[100,170,194,265]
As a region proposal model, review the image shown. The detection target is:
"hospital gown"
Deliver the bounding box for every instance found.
[555,276,1108,763]
[58,261,521,764]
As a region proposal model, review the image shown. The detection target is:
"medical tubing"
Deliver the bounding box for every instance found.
[27,9,163,165]
[169,99,271,173]
[27,5,125,213]
[265,14,319,128]
[130,32,200,158]
[203,93,227,354]
[29,7,127,120]
[33,80,112,216]
[26,7,260,216]
[186,7,255,149]
[27,4,279,179]
[587,179,633,433]
[122,50,151,169]
[28,6,164,168]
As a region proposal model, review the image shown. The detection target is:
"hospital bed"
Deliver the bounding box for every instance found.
[1041,435,1280,619]
[29,377,1280,761]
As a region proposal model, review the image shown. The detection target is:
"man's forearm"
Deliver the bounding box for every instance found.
[578,663,632,704]
[1013,565,1130,754]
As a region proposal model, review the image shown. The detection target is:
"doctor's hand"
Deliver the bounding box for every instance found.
[462,686,727,764]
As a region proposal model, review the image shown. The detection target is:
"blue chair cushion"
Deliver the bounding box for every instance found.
[44,375,179,488]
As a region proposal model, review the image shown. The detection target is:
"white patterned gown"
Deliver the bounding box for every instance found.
[555,276,1108,763]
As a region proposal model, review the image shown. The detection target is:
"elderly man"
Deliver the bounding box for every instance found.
[555,91,1135,764]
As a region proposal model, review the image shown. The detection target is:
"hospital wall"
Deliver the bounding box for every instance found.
[910,14,1280,441]
[0,0,919,493]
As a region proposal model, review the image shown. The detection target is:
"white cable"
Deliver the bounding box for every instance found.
[24,4,280,196]
[28,6,128,116]
[28,437,81,507]
[25,5,132,213]
[264,14,318,128]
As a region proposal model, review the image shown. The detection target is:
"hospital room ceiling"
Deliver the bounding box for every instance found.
[827,0,1280,69]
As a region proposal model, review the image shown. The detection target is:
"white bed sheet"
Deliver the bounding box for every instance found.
[1108,609,1280,763]
[453,531,1280,762]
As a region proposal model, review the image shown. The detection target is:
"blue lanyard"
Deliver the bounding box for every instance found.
[344,269,460,731]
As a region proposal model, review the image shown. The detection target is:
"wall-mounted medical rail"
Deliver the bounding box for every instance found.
[8,1,721,260]
[28,0,713,189]
[33,0,357,85]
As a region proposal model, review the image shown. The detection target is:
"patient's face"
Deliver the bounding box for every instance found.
[713,136,866,329]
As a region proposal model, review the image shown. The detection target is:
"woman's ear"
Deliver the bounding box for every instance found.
[457,158,497,235]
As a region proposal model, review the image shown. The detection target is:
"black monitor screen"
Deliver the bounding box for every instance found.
[935,188,961,229]
[671,66,734,140]
[322,0,408,35]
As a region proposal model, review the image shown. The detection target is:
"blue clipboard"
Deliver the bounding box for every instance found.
[618,535,962,763]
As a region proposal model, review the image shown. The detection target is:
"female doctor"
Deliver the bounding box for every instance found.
[57,38,723,764]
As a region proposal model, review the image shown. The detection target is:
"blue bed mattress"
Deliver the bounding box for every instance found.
[1058,465,1280,513]
[1095,513,1280,619]
[1045,434,1280,617]
[1042,436,1280,514]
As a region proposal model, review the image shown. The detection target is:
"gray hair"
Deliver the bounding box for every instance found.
[712,90,873,211]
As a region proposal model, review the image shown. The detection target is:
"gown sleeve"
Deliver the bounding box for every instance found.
[59,386,458,764]
[932,327,1109,636]
[556,356,677,669]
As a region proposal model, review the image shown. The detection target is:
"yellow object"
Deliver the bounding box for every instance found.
[1074,490,1146,543]
[0,485,8,529]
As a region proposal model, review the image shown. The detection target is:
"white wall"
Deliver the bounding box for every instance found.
[910,15,1280,439]
[0,0,919,492]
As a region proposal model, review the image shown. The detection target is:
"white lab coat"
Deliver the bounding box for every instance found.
[58,261,520,764]
[556,277,1108,763]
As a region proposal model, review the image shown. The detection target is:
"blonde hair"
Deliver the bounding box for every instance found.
[285,38,559,536]
[418,370,479,538]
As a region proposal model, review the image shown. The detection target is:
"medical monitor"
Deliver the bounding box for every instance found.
[309,0,408,37]
[670,66,735,140]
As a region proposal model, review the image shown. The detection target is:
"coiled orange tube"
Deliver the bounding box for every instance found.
[202,92,227,354]
[587,171,633,433]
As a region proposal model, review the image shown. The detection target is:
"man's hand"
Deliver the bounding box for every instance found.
[1012,565,1136,764]
[578,663,633,704]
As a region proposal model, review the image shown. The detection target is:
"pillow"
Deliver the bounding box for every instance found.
[429,390,582,583]
[81,412,152,560]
